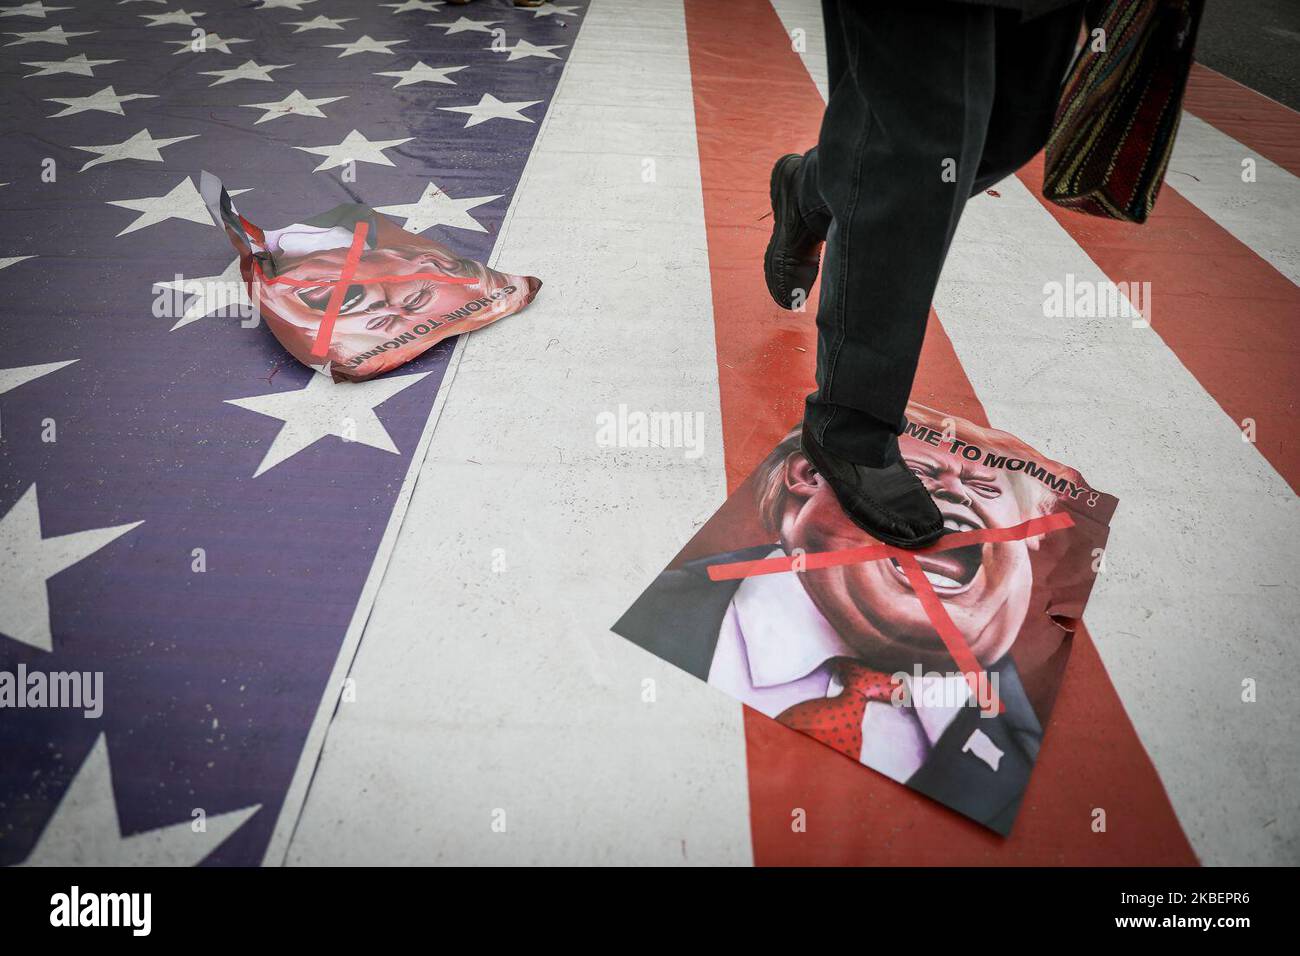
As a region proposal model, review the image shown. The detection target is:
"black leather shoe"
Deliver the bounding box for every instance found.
[764,154,823,311]
[800,427,944,549]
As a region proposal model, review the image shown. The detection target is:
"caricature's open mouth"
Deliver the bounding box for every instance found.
[887,514,983,595]
[297,283,365,314]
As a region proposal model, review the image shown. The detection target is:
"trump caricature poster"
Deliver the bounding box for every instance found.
[614,402,1117,834]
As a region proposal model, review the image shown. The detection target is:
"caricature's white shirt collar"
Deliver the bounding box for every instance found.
[731,548,972,748]
[731,549,855,688]
[261,223,355,257]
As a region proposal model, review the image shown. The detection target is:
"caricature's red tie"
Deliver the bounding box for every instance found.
[776,658,897,760]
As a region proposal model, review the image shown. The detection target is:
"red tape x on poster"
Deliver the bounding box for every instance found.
[614,402,1118,835]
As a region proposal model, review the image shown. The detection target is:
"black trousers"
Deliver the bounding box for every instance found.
[799,0,1085,465]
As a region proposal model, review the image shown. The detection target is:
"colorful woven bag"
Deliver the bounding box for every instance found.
[1042,0,1205,224]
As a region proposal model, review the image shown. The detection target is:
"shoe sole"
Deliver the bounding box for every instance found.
[799,431,945,550]
[763,154,803,311]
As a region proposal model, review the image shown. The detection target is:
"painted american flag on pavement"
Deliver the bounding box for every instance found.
[280,0,1299,867]
[1,0,1297,869]
[0,0,586,866]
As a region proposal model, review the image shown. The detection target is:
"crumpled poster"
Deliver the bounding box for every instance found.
[201,171,540,381]
[614,402,1117,834]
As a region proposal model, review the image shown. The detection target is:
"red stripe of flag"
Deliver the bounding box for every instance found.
[1184,63,1300,178]
[1017,148,1300,493]
[683,0,1196,865]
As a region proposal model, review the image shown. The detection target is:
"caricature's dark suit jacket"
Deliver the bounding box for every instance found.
[614,546,1044,835]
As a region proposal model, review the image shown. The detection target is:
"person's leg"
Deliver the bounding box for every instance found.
[804,0,998,467]
[787,5,1085,287]
[763,0,844,311]
[767,1,1002,548]
[970,3,1087,198]
[795,0,849,240]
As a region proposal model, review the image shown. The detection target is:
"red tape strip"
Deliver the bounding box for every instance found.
[257,269,477,290]
[243,220,481,362]
[706,511,1073,581]
[897,553,1004,715]
[310,221,368,359]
